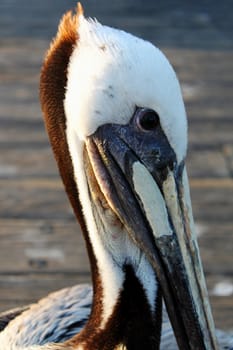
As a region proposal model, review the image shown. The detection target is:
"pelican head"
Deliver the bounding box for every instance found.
[40,4,218,349]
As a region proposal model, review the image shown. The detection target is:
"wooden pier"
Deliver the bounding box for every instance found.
[0,0,232,331]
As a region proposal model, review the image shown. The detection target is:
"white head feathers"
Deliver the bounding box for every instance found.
[65,14,187,164]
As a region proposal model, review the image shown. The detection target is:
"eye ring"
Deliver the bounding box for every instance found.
[136,108,160,132]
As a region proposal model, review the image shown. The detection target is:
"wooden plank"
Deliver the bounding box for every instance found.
[187,150,230,178]
[197,223,233,275]
[0,147,56,178]
[0,219,89,273]
[190,185,233,223]
[206,275,233,331]
[187,103,233,120]
[165,50,233,83]
[189,120,233,148]
[0,178,71,220]
[209,296,233,331]
[0,122,47,146]
[1,1,233,49]
[190,178,233,188]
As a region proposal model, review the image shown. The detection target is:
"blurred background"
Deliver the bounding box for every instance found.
[0,0,232,331]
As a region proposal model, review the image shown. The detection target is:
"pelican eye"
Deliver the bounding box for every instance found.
[136,108,160,132]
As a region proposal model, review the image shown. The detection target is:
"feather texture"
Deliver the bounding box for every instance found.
[0,284,232,349]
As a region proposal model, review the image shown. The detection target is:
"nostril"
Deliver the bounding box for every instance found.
[168,159,175,171]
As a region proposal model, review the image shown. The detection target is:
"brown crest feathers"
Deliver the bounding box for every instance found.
[40,3,99,315]
[77,2,84,16]
[40,4,82,229]
[45,6,81,63]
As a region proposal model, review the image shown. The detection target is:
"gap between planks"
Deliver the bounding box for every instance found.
[0,177,233,189]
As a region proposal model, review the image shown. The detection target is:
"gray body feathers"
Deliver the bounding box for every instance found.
[0,285,91,349]
[0,284,232,349]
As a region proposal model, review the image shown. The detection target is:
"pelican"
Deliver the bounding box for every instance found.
[0,3,232,350]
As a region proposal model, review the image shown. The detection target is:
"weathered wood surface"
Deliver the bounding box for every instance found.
[0,0,232,332]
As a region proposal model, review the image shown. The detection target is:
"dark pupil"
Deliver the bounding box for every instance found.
[140,111,159,131]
